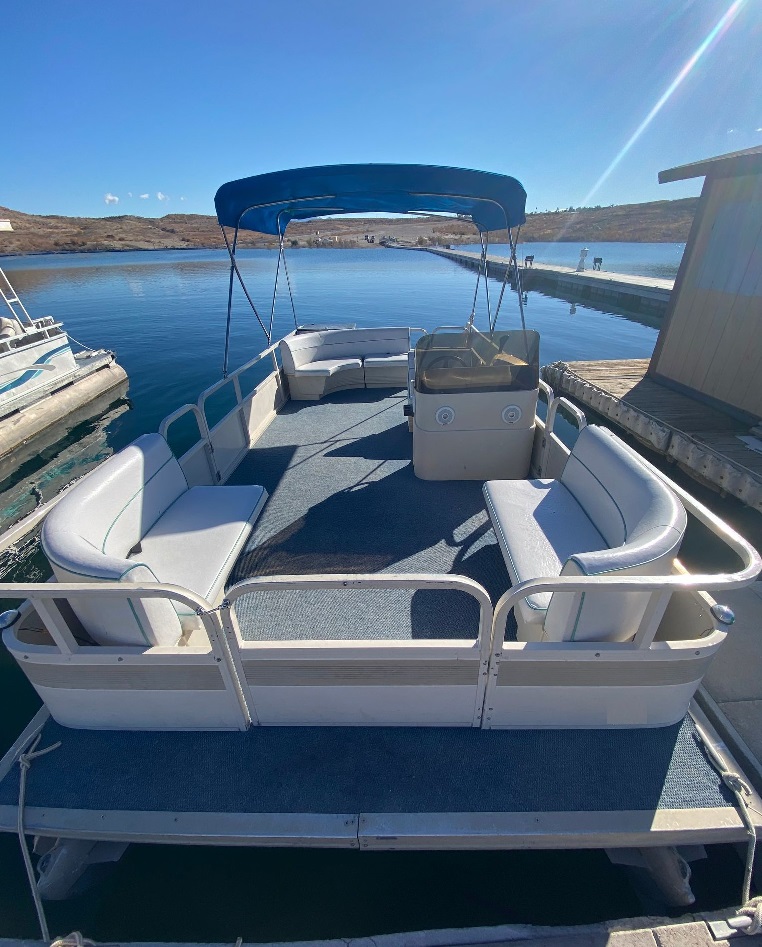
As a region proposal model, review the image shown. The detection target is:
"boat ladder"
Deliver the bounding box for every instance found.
[0,267,34,328]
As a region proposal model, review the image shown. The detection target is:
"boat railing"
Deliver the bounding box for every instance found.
[159,339,287,485]
[1,580,252,729]
[222,572,495,726]
[197,340,284,483]
[224,571,493,650]
[158,402,217,485]
[541,394,587,478]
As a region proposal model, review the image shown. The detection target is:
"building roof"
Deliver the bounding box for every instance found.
[659,146,762,184]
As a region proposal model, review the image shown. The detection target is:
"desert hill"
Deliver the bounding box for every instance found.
[0,197,698,256]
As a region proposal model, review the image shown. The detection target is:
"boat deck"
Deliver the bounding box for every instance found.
[227,389,512,641]
[0,391,758,851]
[0,708,747,850]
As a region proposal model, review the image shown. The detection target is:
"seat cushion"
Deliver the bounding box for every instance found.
[280,328,409,372]
[292,357,362,377]
[43,433,188,573]
[560,425,686,549]
[363,353,409,368]
[137,484,267,608]
[483,479,607,623]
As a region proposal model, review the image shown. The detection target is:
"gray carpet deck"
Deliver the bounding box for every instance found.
[227,390,513,641]
[0,717,732,815]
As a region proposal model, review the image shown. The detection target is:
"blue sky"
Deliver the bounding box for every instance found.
[3,0,761,219]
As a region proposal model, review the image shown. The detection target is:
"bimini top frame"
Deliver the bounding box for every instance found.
[215,164,527,235]
[214,163,528,375]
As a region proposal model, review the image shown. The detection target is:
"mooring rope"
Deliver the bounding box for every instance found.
[50,933,96,947]
[695,723,760,934]
[17,732,61,942]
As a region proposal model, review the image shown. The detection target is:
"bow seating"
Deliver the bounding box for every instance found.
[280,327,410,400]
[41,433,267,647]
[484,425,687,642]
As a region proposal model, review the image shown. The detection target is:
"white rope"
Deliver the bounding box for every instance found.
[695,724,759,933]
[17,732,61,943]
[733,896,762,936]
[50,933,97,947]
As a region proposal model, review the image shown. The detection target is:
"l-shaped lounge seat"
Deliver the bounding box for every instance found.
[484,425,687,643]
[41,433,268,647]
[280,327,410,400]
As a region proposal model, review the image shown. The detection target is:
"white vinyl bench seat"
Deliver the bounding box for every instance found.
[137,484,267,615]
[484,425,687,643]
[42,433,268,647]
[484,478,607,630]
[280,327,410,399]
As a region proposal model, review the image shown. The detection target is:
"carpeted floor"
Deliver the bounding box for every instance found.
[0,716,732,814]
[227,389,512,641]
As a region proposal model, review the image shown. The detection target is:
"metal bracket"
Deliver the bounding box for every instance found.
[195,599,231,617]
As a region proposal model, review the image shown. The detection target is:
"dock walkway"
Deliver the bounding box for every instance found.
[542,359,762,512]
[425,248,674,316]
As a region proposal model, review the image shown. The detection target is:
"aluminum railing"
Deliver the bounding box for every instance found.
[224,572,493,652]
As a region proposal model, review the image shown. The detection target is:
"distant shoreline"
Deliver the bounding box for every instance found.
[0,196,698,257]
[0,238,690,261]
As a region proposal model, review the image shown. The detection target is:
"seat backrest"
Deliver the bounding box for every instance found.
[280,327,410,372]
[42,433,188,647]
[543,425,687,642]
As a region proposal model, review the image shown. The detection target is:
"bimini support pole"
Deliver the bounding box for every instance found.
[508,225,531,360]
[222,225,239,378]
[278,213,299,332]
[220,223,270,377]
[467,232,489,331]
[480,231,493,331]
[490,225,517,335]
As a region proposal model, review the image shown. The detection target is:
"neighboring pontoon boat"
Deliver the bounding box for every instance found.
[0,252,128,478]
[0,166,760,911]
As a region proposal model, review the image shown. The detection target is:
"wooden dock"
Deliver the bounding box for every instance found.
[426,248,674,316]
[542,359,762,511]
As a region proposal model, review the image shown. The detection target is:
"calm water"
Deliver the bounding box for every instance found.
[2,243,742,941]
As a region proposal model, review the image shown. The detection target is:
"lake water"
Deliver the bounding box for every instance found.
[2,242,742,941]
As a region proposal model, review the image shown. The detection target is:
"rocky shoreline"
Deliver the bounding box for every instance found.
[0,197,697,256]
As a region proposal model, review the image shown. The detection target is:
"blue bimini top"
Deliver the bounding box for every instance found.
[214,163,527,235]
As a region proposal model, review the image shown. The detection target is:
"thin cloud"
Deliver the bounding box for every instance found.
[157,191,169,201]
[180,196,187,201]
[127,191,133,198]
[104,193,119,205]
[139,193,149,199]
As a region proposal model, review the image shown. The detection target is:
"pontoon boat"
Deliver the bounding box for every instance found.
[0,165,759,913]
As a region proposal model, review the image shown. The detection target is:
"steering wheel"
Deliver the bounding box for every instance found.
[427,354,467,370]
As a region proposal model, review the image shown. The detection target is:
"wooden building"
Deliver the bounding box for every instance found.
[649,146,762,423]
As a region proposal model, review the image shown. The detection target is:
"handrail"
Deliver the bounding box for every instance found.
[546,395,587,434]
[197,340,281,418]
[1,581,251,727]
[538,379,553,403]
[0,580,217,624]
[492,540,762,648]
[158,403,210,442]
[226,572,494,652]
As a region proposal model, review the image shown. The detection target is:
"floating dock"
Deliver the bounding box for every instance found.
[425,248,674,317]
[542,359,762,512]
